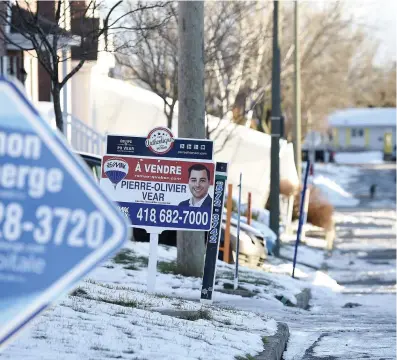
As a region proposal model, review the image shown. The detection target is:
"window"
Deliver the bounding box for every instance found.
[351,128,364,137]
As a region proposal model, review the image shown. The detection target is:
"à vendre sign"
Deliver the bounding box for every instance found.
[100,127,215,232]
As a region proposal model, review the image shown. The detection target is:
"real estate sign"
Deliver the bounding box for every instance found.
[101,127,215,232]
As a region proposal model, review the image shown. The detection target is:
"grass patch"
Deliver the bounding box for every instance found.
[220,283,259,298]
[124,265,139,271]
[113,249,148,268]
[235,354,256,360]
[91,344,111,352]
[70,299,88,313]
[70,287,88,297]
[122,350,135,354]
[32,335,47,340]
[98,295,138,308]
[262,336,268,344]
[241,278,271,287]
[183,309,212,321]
[157,261,178,274]
[223,283,254,291]
[154,293,173,299]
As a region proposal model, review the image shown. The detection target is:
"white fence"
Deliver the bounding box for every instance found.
[64,114,106,156]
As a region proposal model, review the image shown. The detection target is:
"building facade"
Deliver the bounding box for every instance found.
[328,108,396,155]
[0,0,100,126]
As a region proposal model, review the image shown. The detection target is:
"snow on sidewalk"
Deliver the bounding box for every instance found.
[334,151,384,164]
[302,163,361,207]
[1,242,280,360]
[2,240,346,360]
[313,175,360,207]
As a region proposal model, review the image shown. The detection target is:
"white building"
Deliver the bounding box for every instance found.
[327,108,396,154]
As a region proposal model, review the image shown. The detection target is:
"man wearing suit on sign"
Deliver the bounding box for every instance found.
[179,164,212,207]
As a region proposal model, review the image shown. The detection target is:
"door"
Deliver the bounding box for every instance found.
[384,133,392,154]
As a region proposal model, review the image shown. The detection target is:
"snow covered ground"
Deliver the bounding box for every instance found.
[2,155,395,359]
[1,236,350,360]
[334,151,384,164]
[313,174,360,207]
[303,163,361,208]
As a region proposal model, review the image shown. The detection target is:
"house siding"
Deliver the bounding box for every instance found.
[336,125,396,151]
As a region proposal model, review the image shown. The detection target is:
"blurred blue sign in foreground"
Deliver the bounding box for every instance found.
[0,77,129,349]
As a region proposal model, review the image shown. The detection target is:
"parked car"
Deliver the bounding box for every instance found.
[134,216,268,265]
[78,151,102,181]
[219,217,267,264]
[230,213,276,255]
[302,149,335,163]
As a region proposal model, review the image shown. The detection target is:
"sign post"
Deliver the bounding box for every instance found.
[200,162,228,304]
[101,127,215,292]
[147,233,160,292]
[234,172,242,290]
[292,160,310,278]
[0,77,129,349]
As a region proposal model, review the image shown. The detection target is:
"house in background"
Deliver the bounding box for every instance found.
[0,0,101,128]
[327,108,396,158]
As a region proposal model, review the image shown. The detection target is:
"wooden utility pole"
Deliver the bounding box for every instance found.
[270,0,281,256]
[294,1,302,181]
[176,1,206,276]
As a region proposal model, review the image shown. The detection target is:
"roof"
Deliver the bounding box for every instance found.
[327,108,396,128]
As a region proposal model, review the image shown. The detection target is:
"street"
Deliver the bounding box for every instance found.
[216,163,396,360]
[285,163,396,359]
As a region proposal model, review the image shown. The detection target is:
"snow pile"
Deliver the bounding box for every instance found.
[279,244,326,270]
[313,163,360,188]
[334,151,384,164]
[313,174,359,207]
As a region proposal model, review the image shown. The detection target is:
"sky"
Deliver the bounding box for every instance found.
[104,0,396,65]
[346,0,396,64]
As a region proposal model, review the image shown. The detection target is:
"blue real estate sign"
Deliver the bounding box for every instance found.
[0,77,129,348]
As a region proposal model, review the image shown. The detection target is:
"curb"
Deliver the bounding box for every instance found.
[155,309,290,360]
[255,322,290,360]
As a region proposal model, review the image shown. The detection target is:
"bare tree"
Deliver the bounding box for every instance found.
[0,0,168,133]
[116,1,271,152]
[115,2,176,128]
[244,1,390,140]
[204,1,271,151]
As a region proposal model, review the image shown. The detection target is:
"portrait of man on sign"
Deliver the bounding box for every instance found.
[179,164,212,207]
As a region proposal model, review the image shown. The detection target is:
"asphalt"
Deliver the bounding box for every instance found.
[300,163,396,359]
[214,163,396,360]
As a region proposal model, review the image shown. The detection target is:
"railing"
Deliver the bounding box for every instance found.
[63,114,106,156]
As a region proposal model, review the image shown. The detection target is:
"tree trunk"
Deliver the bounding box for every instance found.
[176,1,206,277]
[52,84,64,133]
